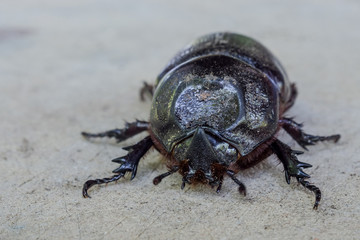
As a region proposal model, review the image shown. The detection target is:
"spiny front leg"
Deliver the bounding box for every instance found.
[81,120,149,143]
[271,139,320,209]
[280,117,340,150]
[82,136,153,198]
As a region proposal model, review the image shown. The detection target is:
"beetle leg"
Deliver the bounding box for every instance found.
[81,120,149,143]
[82,136,153,198]
[140,81,154,101]
[153,166,179,185]
[271,139,320,209]
[226,170,246,196]
[280,117,340,150]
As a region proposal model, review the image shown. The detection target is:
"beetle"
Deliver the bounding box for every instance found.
[81,32,340,209]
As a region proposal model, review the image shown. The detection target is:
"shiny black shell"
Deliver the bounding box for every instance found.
[150,32,291,157]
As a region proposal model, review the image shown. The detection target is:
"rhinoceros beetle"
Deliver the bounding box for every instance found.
[81,32,340,209]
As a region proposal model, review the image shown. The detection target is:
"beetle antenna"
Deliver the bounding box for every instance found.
[181,175,191,190]
[216,175,224,193]
[226,170,246,196]
[181,178,186,190]
[153,166,179,185]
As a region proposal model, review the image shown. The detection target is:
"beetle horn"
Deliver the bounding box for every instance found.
[184,127,217,179]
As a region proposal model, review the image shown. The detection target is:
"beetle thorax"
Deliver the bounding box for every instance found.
[174,78,241,130]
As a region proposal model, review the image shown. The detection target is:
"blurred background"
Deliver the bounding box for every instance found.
[1,0,359,239]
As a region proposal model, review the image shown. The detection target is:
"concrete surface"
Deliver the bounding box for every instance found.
[1,0,359,239]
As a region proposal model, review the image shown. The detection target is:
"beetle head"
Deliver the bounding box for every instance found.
[172,127,238,185]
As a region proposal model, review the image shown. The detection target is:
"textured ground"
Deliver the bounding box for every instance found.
[1,0,359,239]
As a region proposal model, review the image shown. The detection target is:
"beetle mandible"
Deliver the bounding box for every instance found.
[81,32,340,209]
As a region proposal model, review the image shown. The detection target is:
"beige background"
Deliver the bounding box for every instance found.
[1,0,359,239]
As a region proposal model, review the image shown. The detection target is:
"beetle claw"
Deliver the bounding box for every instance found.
[297,169,311,179]
[284,170,291,184]
[297,161,312,168]
[292,150,304,155]
[111,157,127,164]
[122,145,134,151]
